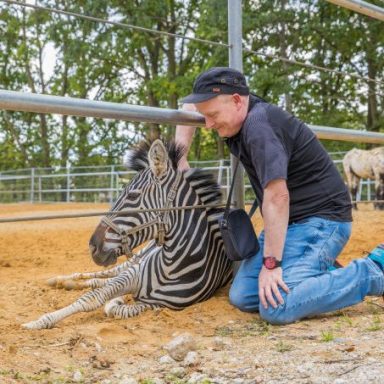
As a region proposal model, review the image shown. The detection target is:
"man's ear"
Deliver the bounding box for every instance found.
[231,93,243,109]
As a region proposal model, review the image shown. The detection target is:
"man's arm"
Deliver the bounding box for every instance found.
[258,178,290,309]
[175,103,197,170]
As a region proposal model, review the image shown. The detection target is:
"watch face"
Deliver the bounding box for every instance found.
[264,257,276,269]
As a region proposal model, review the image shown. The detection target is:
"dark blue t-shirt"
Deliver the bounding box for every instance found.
[226,95,352,223]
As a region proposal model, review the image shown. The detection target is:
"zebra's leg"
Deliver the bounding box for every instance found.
[47,260,132,289]
[104,298,161,319]
[22,266,140,330]
[46,259,137,290]
[47,243,155,290]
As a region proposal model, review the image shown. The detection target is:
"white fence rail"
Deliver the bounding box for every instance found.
[0,159,376,205]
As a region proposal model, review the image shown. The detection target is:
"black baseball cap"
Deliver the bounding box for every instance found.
[181,67,249,104]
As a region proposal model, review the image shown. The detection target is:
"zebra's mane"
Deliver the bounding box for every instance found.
[184,169,222,205]
[125,139,185,172]
[125,140,222,205]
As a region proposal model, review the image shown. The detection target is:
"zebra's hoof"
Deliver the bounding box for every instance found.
[104,297,125,317]
[46,277,59,287]
[21,319,53,330]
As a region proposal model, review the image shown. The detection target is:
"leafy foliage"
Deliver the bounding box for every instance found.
[0,0,383,170]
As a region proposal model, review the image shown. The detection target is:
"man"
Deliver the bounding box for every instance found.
[175,66,384,325]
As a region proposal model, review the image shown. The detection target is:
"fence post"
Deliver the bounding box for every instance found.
[228,0,245,210]
[30,168,35,203]
[110,165,115,204]
[38,176,42,202]
[66,165,71,202]
[217,159,224,185]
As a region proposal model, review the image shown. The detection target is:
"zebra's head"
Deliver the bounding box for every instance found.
[89,139,222,267]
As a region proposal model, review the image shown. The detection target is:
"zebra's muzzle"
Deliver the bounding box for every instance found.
[92,248,118,267]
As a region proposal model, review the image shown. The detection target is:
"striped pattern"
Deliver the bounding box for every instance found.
[22,140,232,329]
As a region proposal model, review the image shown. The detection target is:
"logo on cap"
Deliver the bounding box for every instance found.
[212,87,221,93]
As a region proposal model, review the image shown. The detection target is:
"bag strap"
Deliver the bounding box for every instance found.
[248,198,258,218]
[225,156,259,219]
[224,156,240,219]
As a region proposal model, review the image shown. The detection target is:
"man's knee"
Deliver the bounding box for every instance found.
[259,305,298,325]
[229,285,258,313]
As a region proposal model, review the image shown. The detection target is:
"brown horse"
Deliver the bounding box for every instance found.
[342,147,384,210]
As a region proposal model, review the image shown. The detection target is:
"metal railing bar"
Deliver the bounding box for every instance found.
[0,203,227,223]
[325,0,384,21]
[1,90,384,144]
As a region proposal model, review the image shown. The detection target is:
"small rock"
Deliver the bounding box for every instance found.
[149,379,163,384]
[159,355,175,364]
[73,370,82,382]
[182,351,199,367]
[333,379,347,384]
[333,338,348,343]
[95,342,103,352]
[119,377,138,384]
[163,333,196,361]
[212,336,226,351]
[187,373,208,384]
[169,366,186,378]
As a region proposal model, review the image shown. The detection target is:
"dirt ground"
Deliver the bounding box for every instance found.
[0,203,383,384]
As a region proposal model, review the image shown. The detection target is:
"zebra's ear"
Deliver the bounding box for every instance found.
[148,139,169,178]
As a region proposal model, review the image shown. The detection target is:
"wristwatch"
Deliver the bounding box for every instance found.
[263,256,282,270]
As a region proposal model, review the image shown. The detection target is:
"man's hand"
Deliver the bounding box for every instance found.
[258,266,290,309]
[178,157,190,171]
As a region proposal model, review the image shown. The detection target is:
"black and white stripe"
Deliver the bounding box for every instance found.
[22,140,233,329]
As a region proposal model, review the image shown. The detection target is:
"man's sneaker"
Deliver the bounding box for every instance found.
[367,243,384,272]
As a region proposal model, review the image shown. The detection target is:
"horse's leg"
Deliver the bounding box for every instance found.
[350,174,359,210]
[374,173,384,210]
[104,298,161,319]
[343,160,358,210]
[22,265,140,329]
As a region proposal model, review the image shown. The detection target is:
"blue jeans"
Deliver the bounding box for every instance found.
[229,217,384,325]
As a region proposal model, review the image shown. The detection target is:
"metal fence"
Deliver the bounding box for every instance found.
[0,162,231,204]
[0,157,375,205]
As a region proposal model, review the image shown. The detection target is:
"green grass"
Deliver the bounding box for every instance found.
[366,316,382,332]
[163,375,189,384]
[320,330,335,342]
[276,340,294,353]
[214,325,234,337]
[215,319,272,338]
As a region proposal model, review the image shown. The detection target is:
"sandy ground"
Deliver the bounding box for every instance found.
[0,203,383,384]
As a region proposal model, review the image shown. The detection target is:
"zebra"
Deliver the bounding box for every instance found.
[22,139,233,329]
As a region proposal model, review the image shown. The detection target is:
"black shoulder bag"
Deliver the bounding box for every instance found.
[219,157,260,261]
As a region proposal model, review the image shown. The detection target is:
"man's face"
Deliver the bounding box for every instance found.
[195,94,244,138]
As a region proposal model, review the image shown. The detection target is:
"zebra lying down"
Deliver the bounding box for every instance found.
[22,140,233,329]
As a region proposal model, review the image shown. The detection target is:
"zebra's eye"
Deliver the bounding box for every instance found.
[127,189,141,200]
